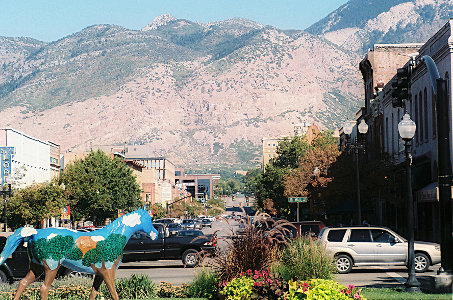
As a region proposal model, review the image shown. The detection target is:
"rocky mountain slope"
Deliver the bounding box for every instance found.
[307,0,453,53]
[0,16,362,168]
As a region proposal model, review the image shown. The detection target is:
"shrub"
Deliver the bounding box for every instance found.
[100,274,156,299]
[220,276,254,300]
[283,279,366,300]
[156,281,188,298]
[274,236,336,281]
[186,267,219,299]
[211,213,287,282]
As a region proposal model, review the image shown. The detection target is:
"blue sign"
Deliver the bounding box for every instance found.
[1,147,15,188]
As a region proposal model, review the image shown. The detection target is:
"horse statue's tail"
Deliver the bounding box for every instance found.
[0,227,37,265]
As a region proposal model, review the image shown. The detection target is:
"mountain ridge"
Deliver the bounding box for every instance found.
[3,0,452,169]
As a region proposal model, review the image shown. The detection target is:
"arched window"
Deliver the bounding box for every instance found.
[432,88,436,138]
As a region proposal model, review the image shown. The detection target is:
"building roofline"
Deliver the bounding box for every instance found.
[1,127,55,146]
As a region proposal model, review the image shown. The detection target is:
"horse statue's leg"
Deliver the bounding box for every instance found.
[90,255,122,300]
[13,261,44,300]
[39,260,61,300]
[88,275,104,300]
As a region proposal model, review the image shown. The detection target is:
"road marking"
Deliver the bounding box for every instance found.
[386,272,406,283]
[373,266,406,283]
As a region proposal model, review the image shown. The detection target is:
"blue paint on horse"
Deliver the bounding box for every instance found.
[0,207,158,275]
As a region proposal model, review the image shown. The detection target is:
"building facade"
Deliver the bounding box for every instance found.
[262,123,320,167]
[175,168,220,201]
[0,128,60,187]
[352,19,453,243]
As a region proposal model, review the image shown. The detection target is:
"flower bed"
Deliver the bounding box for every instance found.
[219,270,366,300]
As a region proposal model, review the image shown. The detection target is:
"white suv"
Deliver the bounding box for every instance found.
[318,226,441,274]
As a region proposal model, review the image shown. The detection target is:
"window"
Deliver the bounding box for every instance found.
[371,229,395,243]
[327,229,346,242]
[414,94,418,145]
[419,91,423,144]
[424,88,428,142]
[432,89,436,138]
[349,229,371,242]
[385,117,389,153]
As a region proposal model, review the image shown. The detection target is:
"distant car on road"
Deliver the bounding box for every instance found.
[318,226,441,274]
[167,223,183,235]
[181,219,202,230]
[201,218,212,228]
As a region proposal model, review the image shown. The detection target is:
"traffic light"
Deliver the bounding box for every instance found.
[232,195,235,201]
[246,196,249,205]
[391,67,411,108]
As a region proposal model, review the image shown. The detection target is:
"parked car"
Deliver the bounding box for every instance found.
[176,230,205,237]
[0,232,76,283]
[289,221,326,238]
[154,218,174,225]
[181,219,202,230]
[167,223,183,235]
[123,224,216,267]
[201,218,212,228]
[318,226,441,274]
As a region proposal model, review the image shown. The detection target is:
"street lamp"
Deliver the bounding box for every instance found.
[398,112,421,293]
[343,119,368,225]
[0,175,13,232]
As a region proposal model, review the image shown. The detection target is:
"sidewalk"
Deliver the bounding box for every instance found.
[336,266,452,293]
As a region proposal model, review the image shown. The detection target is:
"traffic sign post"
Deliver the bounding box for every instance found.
[288,197,308,221]
[288,197,307,203]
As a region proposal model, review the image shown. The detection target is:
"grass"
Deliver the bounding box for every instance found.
[362,287,452,300]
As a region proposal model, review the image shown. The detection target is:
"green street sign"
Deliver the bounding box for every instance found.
[288,197,308,203]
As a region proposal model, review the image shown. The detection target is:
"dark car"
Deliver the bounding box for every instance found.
[176,230,205,237]
[0,232,75,283]
[123,224,216,267]
[167,223,183,235]
[201,218,212,228]
[289,221,326,238]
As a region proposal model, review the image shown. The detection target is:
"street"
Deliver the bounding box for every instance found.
[116,217,441,289]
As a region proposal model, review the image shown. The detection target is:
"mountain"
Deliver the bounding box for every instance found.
[0,16,362,169]
[307,0,453,53]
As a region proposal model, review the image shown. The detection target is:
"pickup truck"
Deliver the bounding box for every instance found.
[122,224,216,267]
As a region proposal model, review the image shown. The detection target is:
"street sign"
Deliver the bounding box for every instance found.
[288,197,308,203]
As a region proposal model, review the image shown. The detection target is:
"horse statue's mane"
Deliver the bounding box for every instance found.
[0,206,158,300]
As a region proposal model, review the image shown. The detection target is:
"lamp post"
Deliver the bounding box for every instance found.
[0,175,13,232]
[343,119,368,225]
[398,112,421,292]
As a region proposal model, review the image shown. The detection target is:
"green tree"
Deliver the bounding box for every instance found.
[254,136,311,217]
[215,177,244,196]
[273,136,311,169]
[243,168,263,194]
[60,150,142,224]
[7,178,67,229]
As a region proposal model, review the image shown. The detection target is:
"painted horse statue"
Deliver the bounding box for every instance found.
[0,206,158,300]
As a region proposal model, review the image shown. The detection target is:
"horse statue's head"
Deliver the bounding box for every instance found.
[139,206,159,240]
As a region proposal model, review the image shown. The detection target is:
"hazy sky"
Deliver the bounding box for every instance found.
[0,0,349,42]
